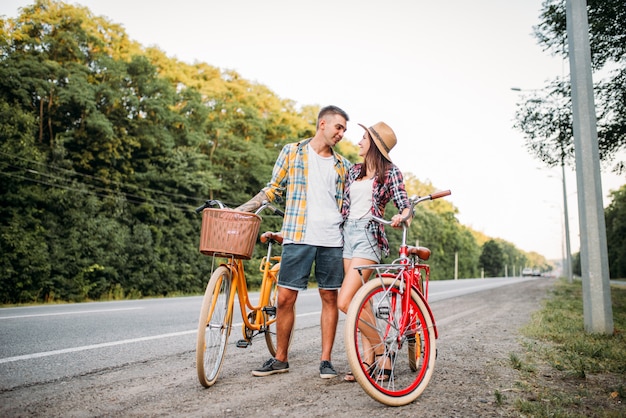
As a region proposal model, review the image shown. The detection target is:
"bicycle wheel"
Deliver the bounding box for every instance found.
[196,266,234,387]
[344,275,436,406]
[264,264,295,355]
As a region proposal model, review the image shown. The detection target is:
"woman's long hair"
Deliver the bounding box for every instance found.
[357,133,391,183]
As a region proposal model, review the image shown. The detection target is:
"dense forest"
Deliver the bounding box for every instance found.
[0,1,544,305]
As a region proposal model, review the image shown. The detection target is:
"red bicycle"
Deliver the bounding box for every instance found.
[344,190,451,406]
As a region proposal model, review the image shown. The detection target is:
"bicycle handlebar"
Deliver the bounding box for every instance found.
[263,202,285,217]
[195,199,284,217]
[371,190,451,226]
[195,200,225,212]
[429,190,452,200]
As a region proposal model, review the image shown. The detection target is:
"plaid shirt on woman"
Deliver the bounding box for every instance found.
[263,138,351,243]
[341,162,410,257]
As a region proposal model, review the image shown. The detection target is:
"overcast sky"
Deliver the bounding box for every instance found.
[2,0,624,262]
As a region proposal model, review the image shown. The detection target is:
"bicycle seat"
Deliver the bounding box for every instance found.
[260,231,283,244]
[407,246,431,261]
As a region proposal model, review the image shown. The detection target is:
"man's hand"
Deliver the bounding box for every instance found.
[234,191,268,212]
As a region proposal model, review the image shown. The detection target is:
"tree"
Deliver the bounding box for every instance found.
[514,0,626,173]
[479,240,504,278]
[605,185,626,278]
[513,80,574,168]
[399,175,481,280]
[496,239,528,276]
[0,0,533,303]
[0,1,319,303]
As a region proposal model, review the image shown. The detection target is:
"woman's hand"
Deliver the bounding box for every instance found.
[391,208,412,228]
[390,214,404,228]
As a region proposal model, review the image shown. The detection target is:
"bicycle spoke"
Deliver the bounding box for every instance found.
[344,276,437,406]
[196,266,233,387]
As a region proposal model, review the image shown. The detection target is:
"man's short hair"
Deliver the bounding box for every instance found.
[317,105,349,128]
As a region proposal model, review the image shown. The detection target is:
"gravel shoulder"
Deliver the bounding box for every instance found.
[1,278,554,417]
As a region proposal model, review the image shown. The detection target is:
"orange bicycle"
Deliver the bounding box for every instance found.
[194,199,292,387]
[344,190,451,406]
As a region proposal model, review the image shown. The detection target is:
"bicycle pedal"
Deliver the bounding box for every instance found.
[262,306,276,317]
[236,339,252,348]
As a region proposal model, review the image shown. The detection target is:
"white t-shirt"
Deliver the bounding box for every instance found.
[348,178,374,220]
[303,144,343,246]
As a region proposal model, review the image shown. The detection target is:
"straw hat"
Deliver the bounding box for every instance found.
[357,122,397,162]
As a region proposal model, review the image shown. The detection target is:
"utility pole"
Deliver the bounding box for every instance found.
[561,162,573,284]
[566,0,613,334]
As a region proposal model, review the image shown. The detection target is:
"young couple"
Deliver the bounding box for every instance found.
[235,105,411,380]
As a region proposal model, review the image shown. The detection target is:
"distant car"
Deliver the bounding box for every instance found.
[522,268,534,277]
[533,269,541,276]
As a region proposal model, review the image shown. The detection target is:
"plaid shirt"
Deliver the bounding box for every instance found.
[341,162,410,257]
[263,138,351,243]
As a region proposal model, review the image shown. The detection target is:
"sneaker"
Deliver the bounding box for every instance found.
[252,358,289,377]
[319,360,337,379]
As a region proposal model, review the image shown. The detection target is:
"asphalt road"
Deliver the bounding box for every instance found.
[0,276,540,392]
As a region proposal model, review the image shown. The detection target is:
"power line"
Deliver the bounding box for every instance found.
[1,167,195,212]
[0,151,206,211]
[0,150,204,205]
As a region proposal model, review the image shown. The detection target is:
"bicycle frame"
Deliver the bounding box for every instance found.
[344,190,450,405]
[195,199,287,387]
[354,192,451,345]
[215,238,280,338]
[195,198,283,338]
[356,262,438,346]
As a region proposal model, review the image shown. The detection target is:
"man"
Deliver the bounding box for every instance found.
[237,105,351,379]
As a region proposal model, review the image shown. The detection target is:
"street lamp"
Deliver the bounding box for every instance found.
[511,87,574,283]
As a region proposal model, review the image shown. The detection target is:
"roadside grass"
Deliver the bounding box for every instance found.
[509,278,625,417]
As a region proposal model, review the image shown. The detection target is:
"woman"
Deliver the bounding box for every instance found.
[337,121,411,382]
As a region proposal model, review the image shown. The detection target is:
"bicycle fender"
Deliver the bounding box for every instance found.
[412,287,438,339]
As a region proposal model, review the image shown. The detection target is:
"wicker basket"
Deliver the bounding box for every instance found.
[199,209,262,259]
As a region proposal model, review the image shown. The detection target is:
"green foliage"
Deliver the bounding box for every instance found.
[399,175,480,280]
[0,0,289,303]
[606,185,626,278]
[479,240,504,277]
[516,0,626,173]
[0,0,532,303]
[573,184,626,279]
[493,390,505,406]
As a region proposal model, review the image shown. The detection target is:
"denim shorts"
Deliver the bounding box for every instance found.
[342,219,381,263]
[278,244,344,291]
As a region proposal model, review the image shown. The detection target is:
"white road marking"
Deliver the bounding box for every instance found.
[0,307,143,320]
[0,311,321,364]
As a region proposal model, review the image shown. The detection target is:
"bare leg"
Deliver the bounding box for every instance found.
[338,257,374,314]
[340,257,392,373]
[339,258,378,380]
[274,286,297,363]
[319,288,338,361]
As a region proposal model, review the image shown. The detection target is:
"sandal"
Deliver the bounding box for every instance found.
[370,353,392,382]
[343,362,371,382]
[372,368,392,382]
